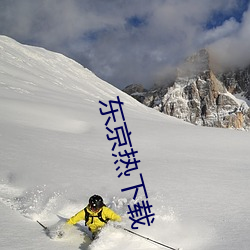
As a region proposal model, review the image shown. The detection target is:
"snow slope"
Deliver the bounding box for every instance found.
[0,36,250,250]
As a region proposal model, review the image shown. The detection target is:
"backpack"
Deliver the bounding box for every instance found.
[84,206,109,226]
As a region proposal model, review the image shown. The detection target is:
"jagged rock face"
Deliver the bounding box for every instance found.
[217,66,250,99]
[123,84,147,103]
[123,49,250,130]
[162,73,249,128]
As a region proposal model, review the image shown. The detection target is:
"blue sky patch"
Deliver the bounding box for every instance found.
[126,15,148,28]
[206,0,249,29]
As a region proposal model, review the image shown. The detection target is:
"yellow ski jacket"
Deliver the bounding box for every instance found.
[67,206,121,233]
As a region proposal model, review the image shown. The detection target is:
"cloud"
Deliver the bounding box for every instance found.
[0,0,249,89]
[200,18,240,45]
[209,4,250,69]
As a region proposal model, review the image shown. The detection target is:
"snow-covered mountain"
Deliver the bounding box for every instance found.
[124,49,250,130]
[1,36,250,250]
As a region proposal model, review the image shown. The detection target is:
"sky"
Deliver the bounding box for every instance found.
[0,0,249,89]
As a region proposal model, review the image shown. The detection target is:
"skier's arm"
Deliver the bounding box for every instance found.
[67,209,85,225]
[104,207,122,222]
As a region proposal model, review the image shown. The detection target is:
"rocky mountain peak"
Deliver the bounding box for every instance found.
[123,49,250,130]
[177,48,210,78]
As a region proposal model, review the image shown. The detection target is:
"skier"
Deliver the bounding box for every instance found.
[66,194,122,239]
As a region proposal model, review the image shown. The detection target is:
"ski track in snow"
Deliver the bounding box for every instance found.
[0,179,210,250]
[0,99,91,134]
[0,177,177,249]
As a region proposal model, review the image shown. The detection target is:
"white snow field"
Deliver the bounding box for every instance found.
[0,36,250,250]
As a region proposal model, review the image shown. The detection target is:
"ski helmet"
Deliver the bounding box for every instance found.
[89,195,104,210]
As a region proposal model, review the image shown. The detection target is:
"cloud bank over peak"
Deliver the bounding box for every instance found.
[0,0,249,88]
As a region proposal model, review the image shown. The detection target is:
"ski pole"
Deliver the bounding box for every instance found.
[37,220,48,231]
[123,227,180,250]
